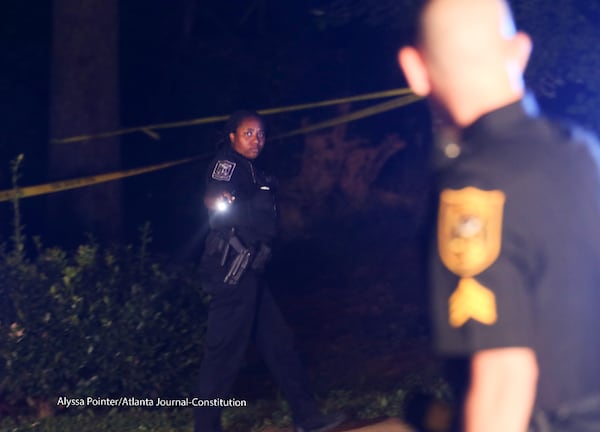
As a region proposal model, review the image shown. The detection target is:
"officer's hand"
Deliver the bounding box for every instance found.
[205,192,236,211]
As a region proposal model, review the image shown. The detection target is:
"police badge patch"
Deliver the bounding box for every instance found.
[438,187,506,327]
[212,160,236,181]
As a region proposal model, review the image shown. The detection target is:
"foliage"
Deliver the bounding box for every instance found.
[278,120,421,236]
[9,154,25,264]
[0,408,192,432]
[0,156,450,431]
[0,221,209,414]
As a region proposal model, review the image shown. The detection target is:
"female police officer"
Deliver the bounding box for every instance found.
[194,111,345,432]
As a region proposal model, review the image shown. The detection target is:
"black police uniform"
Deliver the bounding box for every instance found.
[430,95,600,431]
[194,145,328,432]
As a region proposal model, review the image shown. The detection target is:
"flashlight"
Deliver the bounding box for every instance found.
[216,199,229,212]
[215,193,235,212]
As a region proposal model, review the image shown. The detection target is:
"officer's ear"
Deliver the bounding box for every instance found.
[229,132,235,144]
[398,46,431,97]
[512,31,532,73]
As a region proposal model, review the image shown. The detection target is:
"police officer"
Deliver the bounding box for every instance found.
[194,110,345,432]
[399,1,600,431]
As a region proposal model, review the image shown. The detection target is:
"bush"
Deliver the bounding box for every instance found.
[0,226,209,414]
[0,408,193,432]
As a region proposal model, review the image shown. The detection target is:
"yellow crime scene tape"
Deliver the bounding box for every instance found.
[2,88,423,204]
[0,155,205,204]
[272,93,423,140]
[51,87,415,144]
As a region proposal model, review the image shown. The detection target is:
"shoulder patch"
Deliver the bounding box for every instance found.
[438,187,505,327]
[211,160,236,181]
[438,187,506,277]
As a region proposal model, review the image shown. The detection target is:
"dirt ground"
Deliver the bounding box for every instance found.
[230,214,445,412]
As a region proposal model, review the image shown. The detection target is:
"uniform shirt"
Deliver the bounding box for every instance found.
[205,145,278,244]
[430,96,600,411]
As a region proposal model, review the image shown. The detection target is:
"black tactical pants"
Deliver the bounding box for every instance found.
[193,269,318,432]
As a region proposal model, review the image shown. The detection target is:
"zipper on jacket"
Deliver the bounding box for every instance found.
[249,161,256,184]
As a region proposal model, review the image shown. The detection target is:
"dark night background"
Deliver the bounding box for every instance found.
[3,1,416,247]
[1,0,600,426]
[2,0,600,248]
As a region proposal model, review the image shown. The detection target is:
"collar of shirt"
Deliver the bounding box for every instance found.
[460,92,540,144]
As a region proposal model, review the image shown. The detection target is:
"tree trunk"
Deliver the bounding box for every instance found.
[49,0,121,245]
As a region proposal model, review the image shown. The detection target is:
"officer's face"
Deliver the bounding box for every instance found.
[230,117,266,160]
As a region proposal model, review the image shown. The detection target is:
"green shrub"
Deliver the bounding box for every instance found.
[0,229,209,413]
[0,408,193,432]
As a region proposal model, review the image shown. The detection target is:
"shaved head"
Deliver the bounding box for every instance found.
[400,0,532,126]
[420,0,516,73]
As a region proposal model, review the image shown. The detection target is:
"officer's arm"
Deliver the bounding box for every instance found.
[204,169,255,230]
[464,347,538,432]
[204,189,234,211]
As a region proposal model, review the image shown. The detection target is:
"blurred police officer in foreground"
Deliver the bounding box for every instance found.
[194,110,345,432]
[399,1,600,431]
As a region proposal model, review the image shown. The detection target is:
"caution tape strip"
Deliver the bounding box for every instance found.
[51,88,415,144]
[272,94,424,140]
[0,155,204,203]
[5,92,423,204]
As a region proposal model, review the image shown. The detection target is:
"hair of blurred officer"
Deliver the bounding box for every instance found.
[398,0,533,127]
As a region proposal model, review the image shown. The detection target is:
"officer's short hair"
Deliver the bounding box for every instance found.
[226,110,265,135]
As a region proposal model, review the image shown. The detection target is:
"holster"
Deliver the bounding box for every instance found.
[223,233,251,285]
[205,229,272,285]
[204,230,227,257]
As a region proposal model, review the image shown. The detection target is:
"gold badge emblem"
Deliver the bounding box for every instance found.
[448,278,497,327]
[438,187,506,327]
